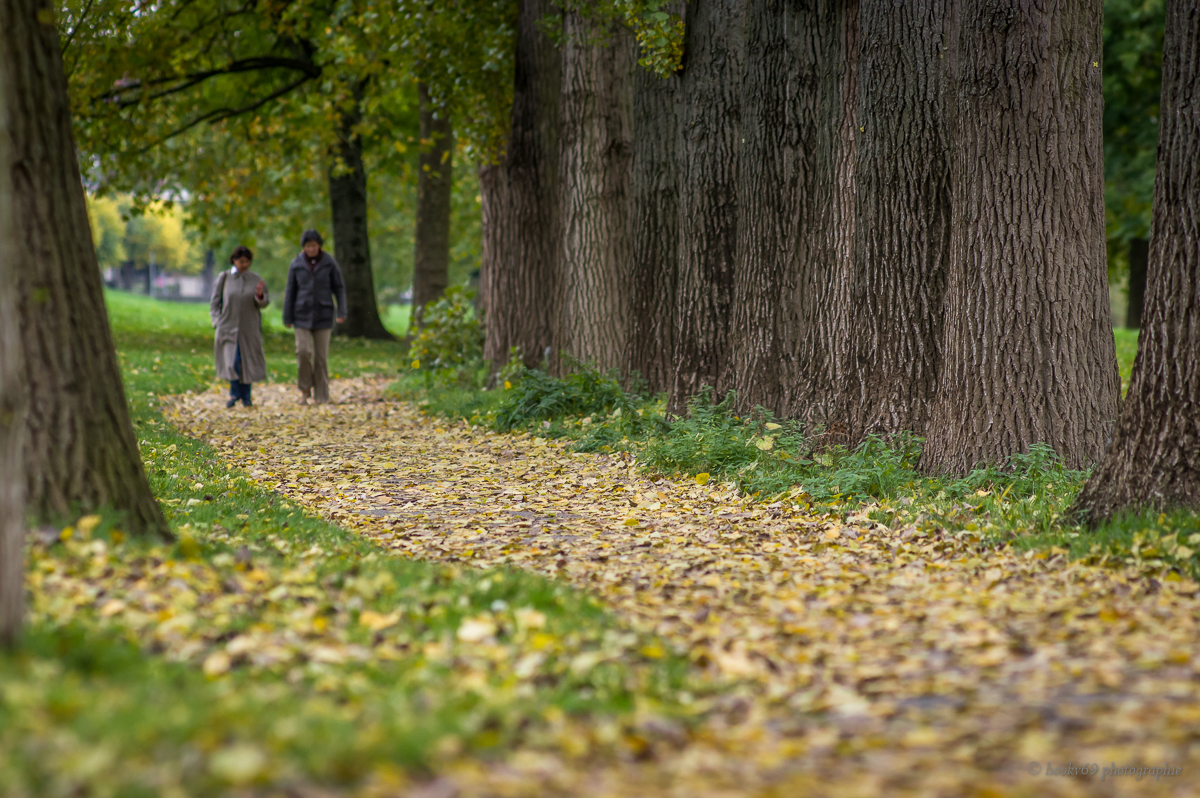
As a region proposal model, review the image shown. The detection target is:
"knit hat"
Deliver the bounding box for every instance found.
[301,229,324,247]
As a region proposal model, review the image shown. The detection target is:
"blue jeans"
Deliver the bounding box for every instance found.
[229,345,252,404]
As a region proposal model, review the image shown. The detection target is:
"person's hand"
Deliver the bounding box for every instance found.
[336,317,345,324]
[284,323,293,329]
[256,280,265,299]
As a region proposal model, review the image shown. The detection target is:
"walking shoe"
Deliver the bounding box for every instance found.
[297,395,309,406]
[241,399,253,408]
[226,398,239,408]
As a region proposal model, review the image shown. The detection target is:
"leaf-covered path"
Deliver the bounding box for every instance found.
[167,379,1200,797]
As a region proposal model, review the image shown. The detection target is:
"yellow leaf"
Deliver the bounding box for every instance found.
[209,744,266,784]
[98,599,125,617]
[78,515,102,535]
[695,472,710,485]
[203,650,232,677]
[504,380,512,390]
[623,517,640,527]
[411,360,420,369]
[457,617,497,642]
[359,610,401,632]
[755,436,775,451]
[764,422,782,430]
[515,607,546,629]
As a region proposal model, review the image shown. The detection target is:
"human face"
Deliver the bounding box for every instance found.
[303,241,321,258]
[234,256,252,272]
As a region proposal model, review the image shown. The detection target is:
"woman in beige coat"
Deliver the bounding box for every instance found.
[210,245,270,408]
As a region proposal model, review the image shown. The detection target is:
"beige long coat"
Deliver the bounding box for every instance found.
[210,268,270,383]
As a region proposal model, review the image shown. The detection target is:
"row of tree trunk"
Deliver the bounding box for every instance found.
[482,0,1122,473]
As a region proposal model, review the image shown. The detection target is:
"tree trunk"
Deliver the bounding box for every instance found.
[556,11,633,374]
[481,0,561,371]
[410,82,454,332]
[4,0,167,540]
[1072,0,1200,523]
[669,0,742,414]
[626,22,681,395]
[789,0,860,426]
[921,0,1119,474]
[328,97,393,340]
[1126,236,1148,329]
[0,39,26,646]
[841,0,951,443]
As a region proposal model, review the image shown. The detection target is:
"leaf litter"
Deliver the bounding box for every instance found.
[67,378,1200,795]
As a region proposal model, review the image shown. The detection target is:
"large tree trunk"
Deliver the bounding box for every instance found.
[727,0,797,416]
[779,0,859,425]
[4,0,167,540]
[329,96,393,340]
[626,26,681,395]
[921,0,1118,474]
[410,82,454,332]
[1126,236,1149,329]
[481,0,561,371]
[0,41,26,646]
[1073,0,1200,523]
[841,0,951,442]
[556,11,633,374]
[669,0,742,414]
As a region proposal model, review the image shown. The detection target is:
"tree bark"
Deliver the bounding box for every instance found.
[841,0,951,442]
[785,0,859,426]
[669,0,742,414]
[328,96,392,340]
[556,11,633,374]
[481,0,561,371]
[1073,0,1200,523]
[1126,236,1148,329]
[626,22,681,395]
[410,82,454,332]
[0,33,26,647]
[4,0,167,540]
[921,0,1119,474]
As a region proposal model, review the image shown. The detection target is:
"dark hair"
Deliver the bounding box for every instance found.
[229,245,253,264]
[300,229,324,247]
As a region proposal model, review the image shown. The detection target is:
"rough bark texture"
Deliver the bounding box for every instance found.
[781,0,859,425]
[922,0,1119,474]
[557,11,633,374]
[1073,0,1200,522]
[328,99,392,340]
[0,29,26,646]
[728,0,797,416]
[481,0,561,371]
[410,82,454,332]
[841,0,950,442]
[669,0,742,414]
[1126,236,1148,329]
[626,25,680,394]
[5,0,167,539]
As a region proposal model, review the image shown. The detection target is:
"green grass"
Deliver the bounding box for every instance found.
[1,291,697,796]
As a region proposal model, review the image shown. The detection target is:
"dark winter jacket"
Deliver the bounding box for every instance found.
[282,250,347,330]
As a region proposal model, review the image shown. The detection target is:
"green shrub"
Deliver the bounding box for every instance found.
[408,287,484,386]
[494,360,648,432]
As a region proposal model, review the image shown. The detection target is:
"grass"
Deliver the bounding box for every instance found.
[1,291,697,797]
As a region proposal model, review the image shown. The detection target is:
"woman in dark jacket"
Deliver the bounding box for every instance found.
[282,229,347,405]
[210,245,269,408]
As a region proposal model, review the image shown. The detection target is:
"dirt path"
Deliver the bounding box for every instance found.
[166,379,1200,797]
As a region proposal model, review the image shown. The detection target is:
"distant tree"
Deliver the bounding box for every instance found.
[3,0,168,540]
[1103,0,1165,329]
[1073,0,1200,523]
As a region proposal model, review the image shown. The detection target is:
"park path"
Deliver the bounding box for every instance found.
[166,379,1200,797]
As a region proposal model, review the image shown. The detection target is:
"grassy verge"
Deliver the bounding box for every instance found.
[1,292,698,796]
[390,330,1200,577]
